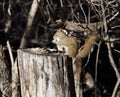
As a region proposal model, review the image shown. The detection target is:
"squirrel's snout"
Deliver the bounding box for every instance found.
[52,39,55,43]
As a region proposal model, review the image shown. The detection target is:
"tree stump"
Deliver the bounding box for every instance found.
[17,48,76,97]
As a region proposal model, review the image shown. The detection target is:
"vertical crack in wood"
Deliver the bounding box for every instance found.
[67,57,76,97]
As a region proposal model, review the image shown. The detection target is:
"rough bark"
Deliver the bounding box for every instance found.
[17,48,76,97]
[0,45,11,97]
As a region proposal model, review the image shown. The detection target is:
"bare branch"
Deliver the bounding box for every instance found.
[60,0,63,7]
[95,40,102,97]
[20,0,41,48]
[101,1,120,96]
[78,0,87,23]
[114,49,120,53]
[107,11,119,23]
[7,40,14,66]
[65,21,103,33]
[106,42,120,79]
[45,0,54,12]
[101,1,107,34]
[112,78,120,97]
[106,40,120,97]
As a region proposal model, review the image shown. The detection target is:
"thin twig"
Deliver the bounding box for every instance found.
[107,11,119,23]
[7,40,21,96]
[60,0,63,7]
[81,52,91,71]
[106,42,120,97]
[106,33,120,97]
[7,40,15,66]
[106,42,120,79]
[67,0,80,22]
[101,1,107,34]
[45,0,54,12]
[88,4,90,24]
[112,77,120,97]
[78,0,87,24]
[8,0,12,16]
[46,5,51,23]
[4,0,12,33]
[95,41,101,82]
[95,41,101,97]
[114,49,120,54]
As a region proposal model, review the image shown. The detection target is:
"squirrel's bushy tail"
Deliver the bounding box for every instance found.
[76,34,97,59]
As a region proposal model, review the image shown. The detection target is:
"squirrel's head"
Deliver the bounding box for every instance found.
[52,29,67,44]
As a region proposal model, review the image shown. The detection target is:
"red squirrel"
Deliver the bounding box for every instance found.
[52,28,97,97]
[52,28,97,59]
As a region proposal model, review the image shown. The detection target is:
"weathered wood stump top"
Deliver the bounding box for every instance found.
[17,48,75,97]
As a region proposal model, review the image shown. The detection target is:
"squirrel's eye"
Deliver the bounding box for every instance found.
[55,34,58,37]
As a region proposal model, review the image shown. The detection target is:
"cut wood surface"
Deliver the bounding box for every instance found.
[17,48,76,97]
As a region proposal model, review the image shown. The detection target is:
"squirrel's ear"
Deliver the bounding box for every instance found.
[61,29,69,35]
